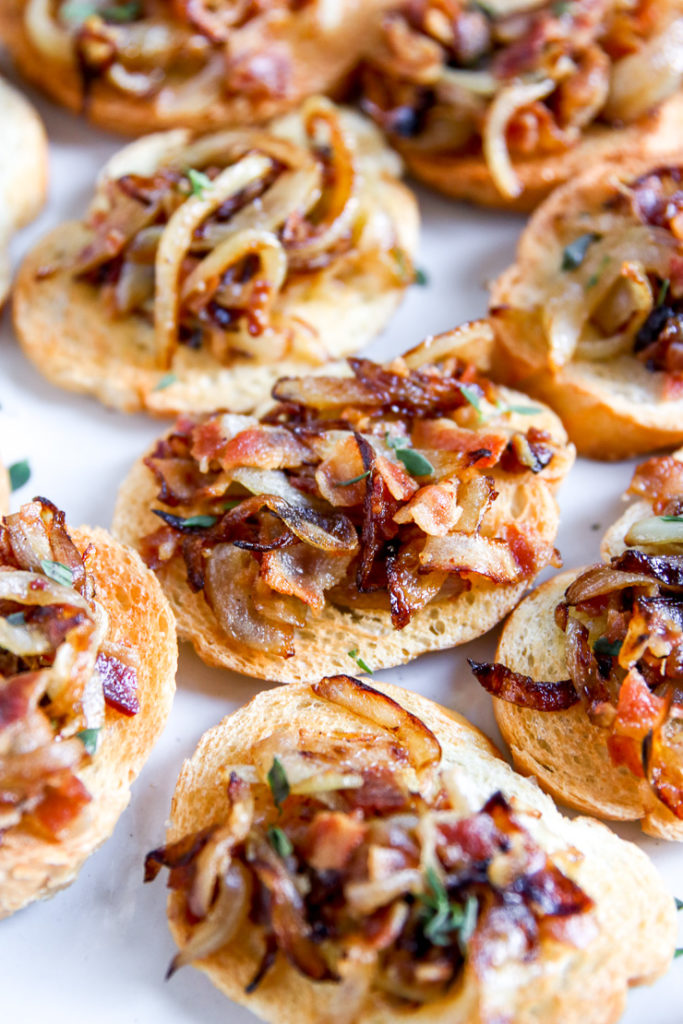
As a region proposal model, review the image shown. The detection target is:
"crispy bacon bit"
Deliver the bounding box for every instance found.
[97,653,140,717]
[139,354,562,652]
[145,697,594,1001]
[469,660,578,711]
[629,455,683,514]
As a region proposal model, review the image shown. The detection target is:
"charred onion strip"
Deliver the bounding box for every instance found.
[469,660,578,711]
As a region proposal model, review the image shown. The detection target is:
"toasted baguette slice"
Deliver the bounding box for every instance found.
[157,678,675,1024]
[400,92,683,213]
[0,526,177,918]
[490,150,683,459]
[13,105,418,415]
[492,453,683,840]
[113,330,574,683]
[0,75,47,304]
[0,0,388,136]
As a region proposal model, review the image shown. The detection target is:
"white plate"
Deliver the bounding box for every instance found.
[0,66,681,1024]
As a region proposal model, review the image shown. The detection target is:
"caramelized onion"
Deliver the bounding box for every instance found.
[469,660,578,711]
[313,675,442,769]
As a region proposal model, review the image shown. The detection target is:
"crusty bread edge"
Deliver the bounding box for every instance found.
[401,91,683,212]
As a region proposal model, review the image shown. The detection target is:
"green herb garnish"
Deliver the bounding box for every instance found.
[385,432,434,477]
[593,637,621,657]
[337,470,371,487]
[675,948,683,959]
[8,460,31,492]
[585,255,610,290]
[77,727,101,756]
[268,825,293,858]
[420,868,478,951]
[675,897,683,911]
[497,402,542,416]
[153,509,219,531]
[40,560,74,587]
[458,384,484,415]
[395,448,434,476]
[415,268,429,286]
[657,278,671,306]
[348,649,373,674]
[154,372,177,391]
[62,1,141,23]
[187,168,212,198]
[6,612,26,626]
[660,515,683,523]
[267,757,290,810]
[561,232,601,272]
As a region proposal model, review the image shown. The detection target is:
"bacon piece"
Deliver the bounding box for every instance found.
[24,771,92,840]
[411,420,507,466]
[629,455,683,514]
[260,544,350,615]
[303,811,366,871]
[393,481,461,535]
[97,653,140,717]
[469,660,579,711]
[0,673,44,730]
[220,427,310,471]
[607,668,668,777]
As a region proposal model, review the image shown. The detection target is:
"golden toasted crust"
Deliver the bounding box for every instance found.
[112,388,572,682]
[0,75,48,304]
[0,527,178,918]
[0,0,385,135]
[490,145,683,458]
[12,115,419,416]
[162,679,676,1024]
[400,91,683,212]
[493,572,683,841]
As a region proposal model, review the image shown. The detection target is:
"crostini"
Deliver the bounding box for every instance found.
[0,497,177,917]
[113,322,574,682]
[13,98,419,415]
[471,450,683,839]
[0,76,47,304]
[0,0,388,135]
[144,674,675,1023]
[491,152,683,458]
[360,0,683,211]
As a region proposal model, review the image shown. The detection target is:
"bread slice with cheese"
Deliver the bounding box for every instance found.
[491,150,683,459]
[0,509,177,918]
[145,676,676,1024]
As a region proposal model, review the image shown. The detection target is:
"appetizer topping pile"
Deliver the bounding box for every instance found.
[25,0,316,110]
[69,100,407,369]
[0,499,139,840]
[140,346,562,655]
[361,0,683,198]
[539,164,683,389]
[145,675,594,1003]
[472,454,683,819]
